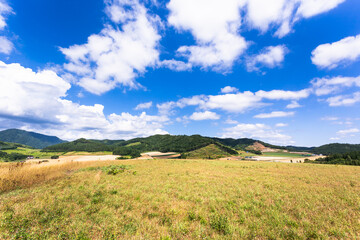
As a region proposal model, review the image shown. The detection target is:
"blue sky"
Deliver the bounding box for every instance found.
[0,0,360,146]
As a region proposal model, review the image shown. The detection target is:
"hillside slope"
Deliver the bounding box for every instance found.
[182,144,233,159]
[42,138,111,152]
[311,143,360,155]
[0,129,65,149]
[0,141,31,150]
[116,135,238,154]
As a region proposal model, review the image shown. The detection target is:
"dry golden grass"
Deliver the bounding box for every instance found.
[0,159,359,239]
[0,160,119,193]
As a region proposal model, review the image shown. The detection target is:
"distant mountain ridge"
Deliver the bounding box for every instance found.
[2,129,360,155]
[0,129,65,149]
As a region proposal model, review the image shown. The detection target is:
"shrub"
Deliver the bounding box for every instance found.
[209,214,231,235]
[51,155,59,159]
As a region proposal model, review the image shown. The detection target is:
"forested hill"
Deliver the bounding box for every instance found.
[311,151,360,166]
[0,129,65,149]
[0,141,31,150]
[42,138,112,152]
[4,128,360,155]
[311,143,360,155]
[112,134,238,154]
[212,137,286,150]
[43,135,238,155]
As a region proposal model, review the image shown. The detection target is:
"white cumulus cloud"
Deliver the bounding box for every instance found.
[167,0,247,71]
[0,1,13,54]
[336,128,359,136]
[221,86,239,94]
[221,123,293,145]
[246,45,288,72]
[326,92,360,107]
[0,61,169,140]
[311,34,360,69]
[286,101,302,109]
[61,0,162,95]
[189,111,220,121]
[254,111,295,118]
[135,101,153,110]
[311,75,360,96]
[256,89,310,100]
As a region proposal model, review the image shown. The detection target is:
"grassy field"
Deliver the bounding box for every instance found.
[0,159,359,239]
[262,152,308,158]
[2,147,64,159]
[237,151,257,157]
[1,148,113,160]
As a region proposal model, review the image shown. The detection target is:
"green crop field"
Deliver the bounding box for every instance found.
[262,152,308,158]
[2,147,64,159]
[0,159,359,239]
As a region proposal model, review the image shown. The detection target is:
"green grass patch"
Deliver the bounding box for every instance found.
[262,152,307,158]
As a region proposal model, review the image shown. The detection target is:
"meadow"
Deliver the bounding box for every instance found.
[2,148,113,160]
[0,159,359,239]
[262,152,308,158]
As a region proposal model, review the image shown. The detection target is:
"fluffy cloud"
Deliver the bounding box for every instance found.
[254,111,295,119]
[0,0,11,30]
[336,128,359,136]
[255,89,310,100]
[221,123,293,145]
[326,92,360,107]
[166,0,344,71]
[159,60,192,71]
[167,0,247,71]
[0,61,168,140]
[158,88,311,115]
[61,0,161,95]
[0,36,13,54]
[246,45,288,72]
[189,111,220,121]
[204,92,263,113]
[286,101,302,109]
[0,1,13,55]
[311,75,360,96]
[311,34,360,69]
[135,101,153,110]
[276,123,288,127]
[246,0,345,37]
[221,86,239,94]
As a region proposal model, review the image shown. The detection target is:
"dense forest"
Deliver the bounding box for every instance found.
[0,151,27,161]
[310,143,360,155]
[0,141,29,150]
[310,151,360,166]
[43,135,239,156]
[113,135,238,155]
[42,138,112,152]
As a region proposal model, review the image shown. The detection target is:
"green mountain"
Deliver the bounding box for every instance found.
[44,134,238,156]
[42,138,112,152]
[4,127,360,156]
[311,143,360,155]
[114,134,238,154]
[0,129,65,149]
